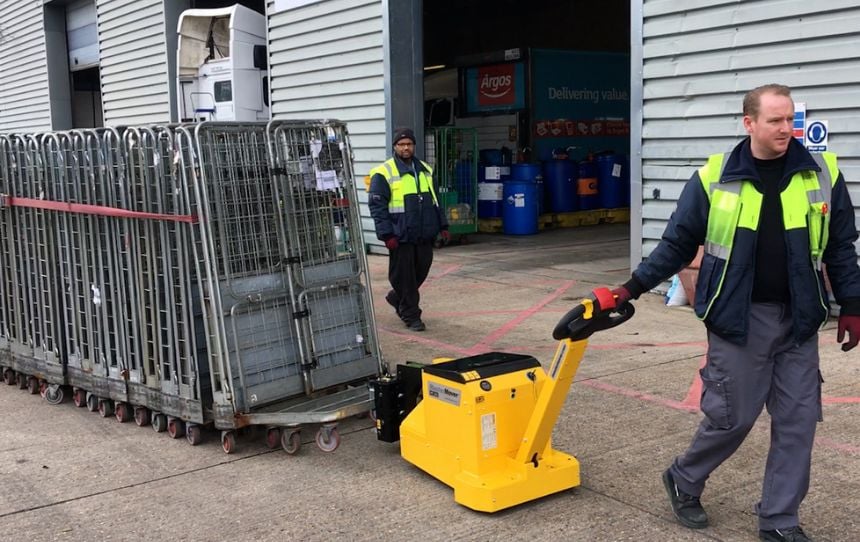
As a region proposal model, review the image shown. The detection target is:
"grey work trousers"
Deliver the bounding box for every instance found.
[669,302,821,531]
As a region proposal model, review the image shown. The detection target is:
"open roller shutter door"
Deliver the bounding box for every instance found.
[67,0,98,71]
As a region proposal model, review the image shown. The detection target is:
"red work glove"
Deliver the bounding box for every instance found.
[439,230,451,243]
[611,286,632,307]
[384,236,399,250]
[837,314,860,352]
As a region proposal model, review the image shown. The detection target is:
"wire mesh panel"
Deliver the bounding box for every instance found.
[113,125,211,423]
[428,127,479,236]
[267,120,380,393]
[0,136,17,366]
[8,134,65,384]
[188,122,303,421]
[267,121,361,287]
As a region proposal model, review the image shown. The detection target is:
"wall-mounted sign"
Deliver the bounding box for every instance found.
[530,49,630,161]
[793,102,806,143]
[805,120,828,153]
[463,62,526,114]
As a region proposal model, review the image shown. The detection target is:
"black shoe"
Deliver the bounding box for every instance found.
[385,290,400,317]
[759,527,812,542]
[405,319,426,332]
[662,469,709,529]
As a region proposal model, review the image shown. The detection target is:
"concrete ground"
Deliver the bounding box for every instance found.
[1,223,858,541]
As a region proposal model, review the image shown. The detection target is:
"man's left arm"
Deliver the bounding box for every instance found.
[427,165,449,238]
[823,171,860,350]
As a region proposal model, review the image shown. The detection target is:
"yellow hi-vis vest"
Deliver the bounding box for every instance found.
[697,151,839,319]
[368,158,439,213]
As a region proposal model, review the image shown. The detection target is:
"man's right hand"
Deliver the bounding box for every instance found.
[384,237,399,250]
[611,286,632,307]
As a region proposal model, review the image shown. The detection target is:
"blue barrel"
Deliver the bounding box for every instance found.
[597,154,627,209]
[577,159,600,210]
[502,181,539,235]
[511,162,541,181]
[543,159,579,213]
[480,149,503,166]
[511,163,544,214]
[478,176,504,218]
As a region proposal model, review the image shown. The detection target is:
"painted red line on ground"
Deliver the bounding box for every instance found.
[377,326,473,357]
[577,379,700,413]
[814,436,860,455]
[466,280,576,355]
[822,397,860,404]
[425,264,461,285]
[586,341,707,351]
[681,355,708,409]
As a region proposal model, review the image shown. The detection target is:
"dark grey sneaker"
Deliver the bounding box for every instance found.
[759,527,812,542]
[662,469,709,529]
[405,319,426,332]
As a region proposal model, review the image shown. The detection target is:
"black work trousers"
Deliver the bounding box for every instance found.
[388,241,434,323]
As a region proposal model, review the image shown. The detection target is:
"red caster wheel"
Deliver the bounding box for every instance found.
[265,427,280,449]
[114,402,131,423]
[221,431,236,454]
[167,417,185,439]
[134,407,151,427]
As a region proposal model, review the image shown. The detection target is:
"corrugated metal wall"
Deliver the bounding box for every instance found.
[637,0,860,264]
[266,0,387,248]
[0,1,52,132]
[97,0,172,126]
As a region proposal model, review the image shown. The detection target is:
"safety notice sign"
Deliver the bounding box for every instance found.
[806,120,828,153]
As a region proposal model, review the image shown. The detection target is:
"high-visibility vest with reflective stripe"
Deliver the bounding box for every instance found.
[698,151,838,320]
[369,158,438,213]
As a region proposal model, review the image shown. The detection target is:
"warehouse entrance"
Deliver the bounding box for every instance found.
[420,0,631,241]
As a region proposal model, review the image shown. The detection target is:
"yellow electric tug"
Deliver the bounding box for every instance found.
[371,287,633,512]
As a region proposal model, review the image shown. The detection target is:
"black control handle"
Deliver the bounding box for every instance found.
[552,288,635,341]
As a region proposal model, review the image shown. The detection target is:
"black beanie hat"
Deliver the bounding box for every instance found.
[392,127,416,146]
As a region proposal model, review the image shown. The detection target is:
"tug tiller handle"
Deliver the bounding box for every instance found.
[552,286,635,341]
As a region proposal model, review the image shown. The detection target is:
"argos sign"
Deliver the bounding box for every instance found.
[464,62,525,113]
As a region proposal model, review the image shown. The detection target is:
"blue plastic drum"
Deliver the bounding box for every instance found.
[511,163,544,215]
[597,154,627,209]
[502,181,539,235]
[543,159,579,213]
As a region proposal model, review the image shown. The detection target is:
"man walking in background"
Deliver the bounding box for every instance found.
[368,127,449,332]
